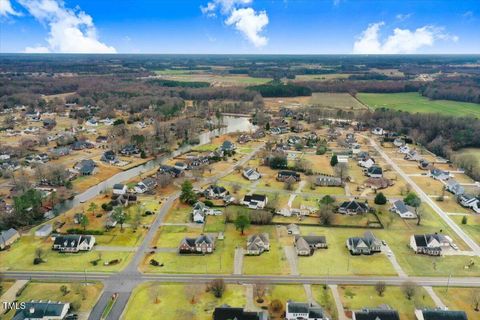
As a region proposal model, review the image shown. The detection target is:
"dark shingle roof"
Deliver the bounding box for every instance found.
[420,309,468,320]
[354,309,400,320]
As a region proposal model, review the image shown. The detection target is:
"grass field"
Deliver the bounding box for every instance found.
[433,287,480,320]
[3,281,103,320]
[310,93,367,110]
[358,92,480,117]
[339,285,435,320]
[123,282,246,320]
[0,236,131,272]
[154,70,271,86]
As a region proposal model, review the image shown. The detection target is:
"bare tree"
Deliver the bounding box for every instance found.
[472,289,480,311]
[185,284,203,304]
[375,281,386,297]
[209,279,226,298]
[402,281,417,300]
[254,283,267,303]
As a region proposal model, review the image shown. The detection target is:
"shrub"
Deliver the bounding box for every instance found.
[374,192,387,205]
[150,259,160,266]
[462,216,468,224]
[33,257,43,265]
[66,229,104,235]
[204,200,214,207]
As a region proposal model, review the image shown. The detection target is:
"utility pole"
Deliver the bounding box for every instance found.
[446,273,452,293]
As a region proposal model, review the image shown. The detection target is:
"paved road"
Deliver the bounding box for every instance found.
[366,135,480,255]
[5,271,480,287]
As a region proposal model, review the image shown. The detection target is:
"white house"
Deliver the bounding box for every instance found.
[192,202,222,223]
[398,145,410,154]
[371,127,384,135]
[358,158,375,169]
[52,235,96,253]
[366,166,383,178]
[242,194,268,209]
[410,234,452,256]
[242,168,261,181]
[112,183,128,195]
[134,177,157,194]
[286,301,328,320]
[391,200,417,219]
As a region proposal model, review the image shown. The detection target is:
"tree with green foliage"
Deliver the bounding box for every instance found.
[374,192,387,205]
[234,213,251,235]
[87,202,98,216]
[179,180,197,204]
[462,216,468,225]
[330,154,338,167]
[319,195,335,206]
[404,192,422,225]
[112,206,129,231]
[268,154,287,169]
[316,145,327,155]
[79,214,89,231]
[12,189,44,227]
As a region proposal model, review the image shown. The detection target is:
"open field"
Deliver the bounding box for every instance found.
[358,92,480,117]
[310,93,367,110]
[0,236,131,272]
[338,285,435,320]
[153,70,271,86]
[123,282,246,320]
[2,281,103,320]
[293,73,352,81]
[433,287,480,320]
[456,148,480,165]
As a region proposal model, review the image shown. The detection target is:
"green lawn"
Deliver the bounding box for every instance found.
[204,215,226,233]
[433,287,480,320]
[155,225,201,247]
[312,285,338,320]
[339,285,435,320]
[451,214,480,244]
[3,282,103,320]
[0,236,131,272]
[310,92,367,110]
[123,282,246,320]
[296,227,397,276]
[358,92,480,117]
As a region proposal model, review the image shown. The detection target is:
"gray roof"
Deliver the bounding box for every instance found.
[0,228,19,242]
[13,301,69,320]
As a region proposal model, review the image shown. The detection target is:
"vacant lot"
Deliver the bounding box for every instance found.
[154,70,271,86]
[310,93,367,110]
[358,92,480,117]
[123,282,246,320]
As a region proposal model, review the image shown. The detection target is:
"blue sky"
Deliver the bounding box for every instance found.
[0,0,479,54]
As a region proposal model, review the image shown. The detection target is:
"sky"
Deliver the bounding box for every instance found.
[0,0,479,54]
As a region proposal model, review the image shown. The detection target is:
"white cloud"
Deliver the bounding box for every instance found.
[16,0,116,53]
[24,45,50,53]
[225,8,268,47]
[201,0,268,47]
[202,0,252,14]
[395,13,412,21]
[0,0,21,16]
[353,21,458,54]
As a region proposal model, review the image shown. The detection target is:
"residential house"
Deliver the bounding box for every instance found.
[277,170,301,182]
[371,127,384,135]
[287,224,300,235]
[414,309,467,320]
[52,235,95,253]
[204,185,229,199]
[430,168,450,181]
[356,151,370,162]
[50,146,70,158]
[358,158,375,169]
[337,155,349,163]
[458,194,480,213]
[13,301,70,320]
[364,177,394,190]
[96,135,108,144]
[101,150,118,164]
[120,144,140,156]
[338,200,369,215]
[246,233,270,255]
[178,234,215,254]
[346,231,382,255]
[243,167,261,181]
[391,200,417,219]
[158,165,183,178]
[352,308,400,320]
[74,159,97,176]
[112,183,128,195]
[393,138,404,147]
[346,133,356,144]
[213,305,268,320]
[366,166,383,178]
[174,162,188,171]
[85,118,98,126]
[220,140,236,153]
[286,301,328,320]
[398,145,410,154]
[405,150,422,161]
[418,159,433,170]
[111,193,137,207]
[446,179,465,196]
[242,194,268,209]
[237,134,252,144]
[35,224,53,237]
[410,234,452,256]
[314,174,342,187]
[192,201,222,223]
[0,228,20,250]
[134,177,157,194]
[295,235,327,256]
[43,118,57,129]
